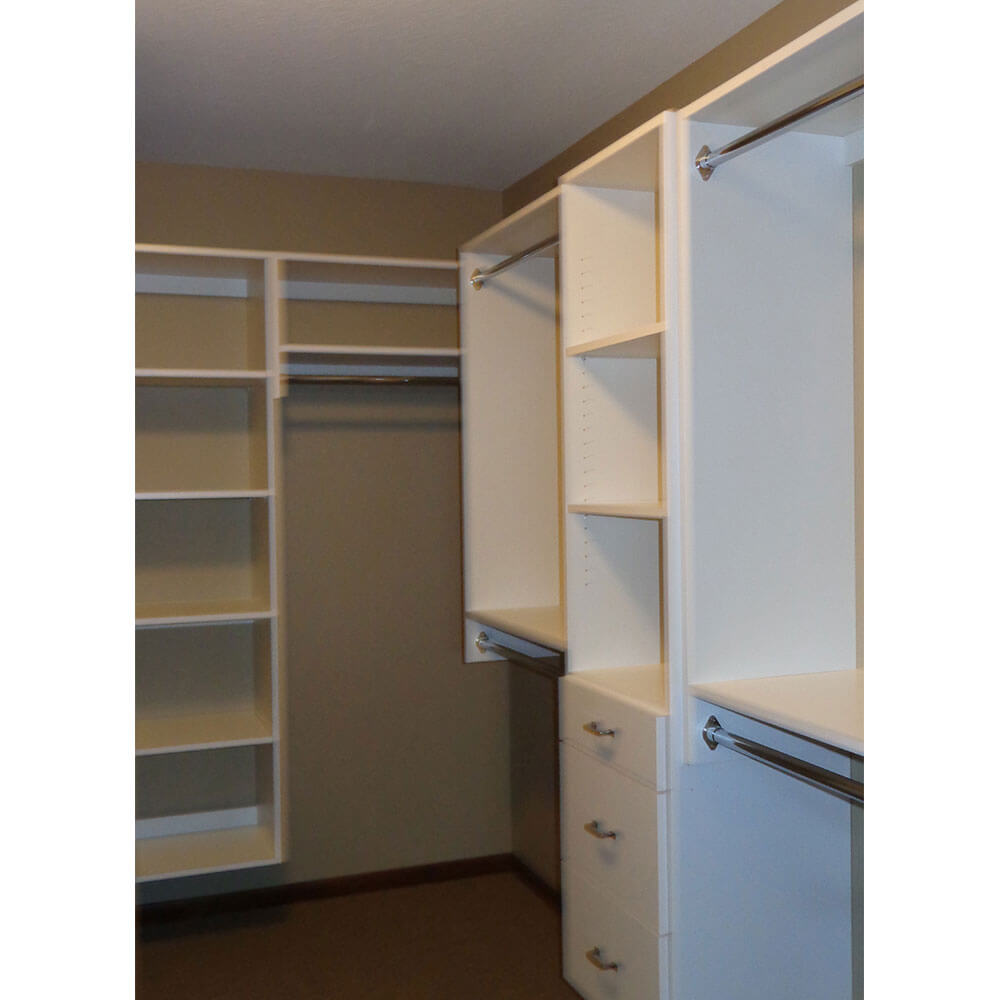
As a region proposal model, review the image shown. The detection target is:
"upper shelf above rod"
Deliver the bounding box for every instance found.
[695,75,863,181]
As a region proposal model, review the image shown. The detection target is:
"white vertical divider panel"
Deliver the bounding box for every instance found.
[263,255,287,860]
[459,253,561,662]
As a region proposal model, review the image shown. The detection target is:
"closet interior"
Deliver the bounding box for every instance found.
[136,3,863,997]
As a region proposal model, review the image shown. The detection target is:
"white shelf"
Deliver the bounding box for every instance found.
[135,825,277,882]
[136,710,273,755]
[566,323,663,359]
[136,490,273,501]
[282,344,459,368]
[467,606,566,652]
[569,502,666,520]
[460,189,559,257]
[135,601,275,627]
[689,669,863,756]
[136,369,269,386]
[564,663,668,715]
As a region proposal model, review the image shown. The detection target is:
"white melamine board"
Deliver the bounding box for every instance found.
[135,370,269,386]
[463,618,565,668]
[282,256,457,288]
[136,710,272,755]
[681,2,863,138]
[565,516,662,673]
[689,669,862,755]
[678,122,855,693]
[568,503,666,520]
[466,606,566,651]
[560,116,663,191]
[135,825,276,882]
[135,605,275,627]
[283,344,458,366]
[561,185,658,349]
[567,322,663,359]
[461,189,559,256]
[460,253,561,661]
[564,357,660,506]
[672,701,852,1000]
[561,742,669,933]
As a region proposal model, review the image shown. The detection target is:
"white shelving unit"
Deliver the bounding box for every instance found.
[135,247,285,883]
[135,244,461,883]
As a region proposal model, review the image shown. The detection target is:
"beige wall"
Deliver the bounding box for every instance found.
[136,161,502,257]
[502,0,856,213]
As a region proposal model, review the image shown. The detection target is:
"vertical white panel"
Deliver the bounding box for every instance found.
[681,123,855,692]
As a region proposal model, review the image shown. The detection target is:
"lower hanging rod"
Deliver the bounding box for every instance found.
[470,235,559,290]
[285,374,458,387]
[702,716,863,806]
[695,75,863,181]
[475,631,564,680]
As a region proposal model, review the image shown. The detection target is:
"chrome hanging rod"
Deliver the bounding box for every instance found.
[285,374,458,387]
[475,631,564,680]
[469,235,559,290]
[695,75,864,181]
[702,716,863,806]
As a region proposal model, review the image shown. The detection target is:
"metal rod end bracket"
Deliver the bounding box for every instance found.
[695,146,715,182]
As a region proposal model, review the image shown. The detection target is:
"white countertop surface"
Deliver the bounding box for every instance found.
[689,669,863,756]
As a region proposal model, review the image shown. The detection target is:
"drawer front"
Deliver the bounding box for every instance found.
[561,742,668,933]
[559,676,667,789]
[562,864,669,1000]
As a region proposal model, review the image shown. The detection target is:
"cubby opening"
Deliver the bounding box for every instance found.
[135,383,270,494]
[135,619,273,754]
[135,497,272,620]
[135,252,266,371]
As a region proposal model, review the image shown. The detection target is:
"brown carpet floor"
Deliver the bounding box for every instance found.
[137,872,582,999]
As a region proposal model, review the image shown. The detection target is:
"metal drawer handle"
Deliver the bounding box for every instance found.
[583,721,615,738]
[586,946,619,972]
[584,819,617,840]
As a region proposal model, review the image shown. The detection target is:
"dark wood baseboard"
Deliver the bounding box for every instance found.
[137,852,558,924]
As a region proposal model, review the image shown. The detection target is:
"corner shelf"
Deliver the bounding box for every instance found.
[135,601,275,627]
[135,369,269,386]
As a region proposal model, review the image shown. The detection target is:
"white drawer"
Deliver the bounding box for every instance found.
[559,673,668,790]
[562,864,669,1000]
[561,741,668,933]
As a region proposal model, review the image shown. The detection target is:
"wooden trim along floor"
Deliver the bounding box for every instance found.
[137,852,558,924]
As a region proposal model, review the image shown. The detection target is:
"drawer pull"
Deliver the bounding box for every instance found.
[583,721,615,738]
[584,819,617,840]
[585,946,619,972]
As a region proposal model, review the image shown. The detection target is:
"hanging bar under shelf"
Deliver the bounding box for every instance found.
[702,715,863,806]
[695,76,863,181]
[469,235,559,290]
[285,374,458,387]
[475,631,564,681]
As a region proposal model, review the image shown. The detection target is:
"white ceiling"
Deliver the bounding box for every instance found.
[136,0,782,190]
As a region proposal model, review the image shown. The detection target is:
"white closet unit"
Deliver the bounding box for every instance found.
[135,245,460,883]
[557,115,673,1000]
[459,3,863,997]
[459,189,565,661]
[667,3,863,999]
